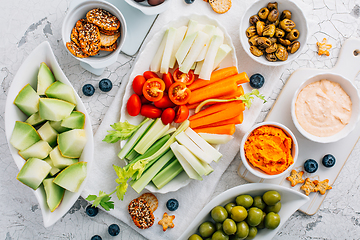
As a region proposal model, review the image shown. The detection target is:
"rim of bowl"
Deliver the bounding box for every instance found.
[124,0,171,15]
[240,121,298,179]
[239,0,309,67]
[61,0,127,68]
[291,73,360,143]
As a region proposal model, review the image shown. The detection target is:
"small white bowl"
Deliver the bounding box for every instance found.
[124,0,171,15]
[291,73,360,143]
[62,0,127,70]
[240,122,298,179]
[239,0,308,66]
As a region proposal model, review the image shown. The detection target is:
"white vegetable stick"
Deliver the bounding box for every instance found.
[176,144,212,176]
[196,25,216,62]
[214,27,224,39]
[169,26,187,69]
[213,44,232,70]
[184,19,198,38]
[175,31,198,66]
[198,133,234,145]
[194,60,204,75]
[160,27,177,74]
[199,35,224,80]
[150,29,168,72]
[191,62,196,70]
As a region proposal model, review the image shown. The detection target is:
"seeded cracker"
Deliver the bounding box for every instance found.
[286,169,305,187]
[100,41,117,52]
[300,178,317,196]
[66,41,89,58]
[99,32,120,47]
[99,28,120,36]
[138,193,158,212]
[86,8,120,31]
[77,21,101,56]
[209,0,232,14]
[128,198,155,229]
[313,179,332,195]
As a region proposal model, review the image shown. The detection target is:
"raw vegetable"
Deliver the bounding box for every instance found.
[161,108,175,125]
[142,78,165,102]
[154,95,176,109]
[150,29,168,72]
[198,133,234,145]
[193,124,236,135]
[162,72,174,91]
[103,118,150,143]
[168,82,191,105]
[213,44,232,69]
[169,26,188,69]
[140,105,162,118]
[202,112,243,127]
[199,35,224,80]
[174,105,189,123]
[160,27,177,74]
[176,31,198,66]
[132,75,146,96]
[152,159,183,189]
[173,68,195,85]
[190,101,244,120]
[143,71,159,80]
[196,24,216,62]
[127,94,141,116]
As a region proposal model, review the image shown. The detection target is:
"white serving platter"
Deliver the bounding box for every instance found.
[178,183,309,240]
[119,14,238,193]
[4,41,94,227]
[238,38,360,215]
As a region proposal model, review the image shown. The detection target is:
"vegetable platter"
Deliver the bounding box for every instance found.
[119,14,238,193]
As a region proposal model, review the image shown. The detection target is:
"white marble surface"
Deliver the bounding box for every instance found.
[1,0,360,239]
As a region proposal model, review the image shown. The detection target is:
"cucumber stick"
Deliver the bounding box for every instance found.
[176,144,213,176]
[152,159,184,189]
[131,150,175,193]
[117,119,153,160]
[134,118,169,154]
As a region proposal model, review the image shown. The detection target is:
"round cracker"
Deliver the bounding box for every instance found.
[209,0,232,14]
[138,193,158,212]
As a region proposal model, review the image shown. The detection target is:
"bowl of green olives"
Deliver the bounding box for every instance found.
[124,0,171,15]
[239,0,308,66]
[179,183,309,240]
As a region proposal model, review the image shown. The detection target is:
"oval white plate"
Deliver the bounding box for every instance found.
[119,14,238,193]
[178,183,309,240]
[4,41,94,228]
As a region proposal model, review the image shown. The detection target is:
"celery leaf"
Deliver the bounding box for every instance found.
[103,118,149,143]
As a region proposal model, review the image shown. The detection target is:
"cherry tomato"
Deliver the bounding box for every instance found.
[162,72,174,91]
[140,95,151,105]
[174,105,189,123]
[132,75,146,96]
[173,68,195,85]
[168,82,192,105]
[140,104,162,118]
[161,108,175,125]
[154,94,176,109]
[143,71,159,80]
[127,94,141,116]
[142,78,165,102]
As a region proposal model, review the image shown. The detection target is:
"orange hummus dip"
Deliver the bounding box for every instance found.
[244,125,294,175]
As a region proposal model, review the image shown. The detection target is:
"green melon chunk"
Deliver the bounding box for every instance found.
[43,178,65,212]
[61,111,85,129]
[53,162,87,192]
[14,84,40,116]
[39,98,75,121]
[37,62,55,95]
[49,146,78,169]
[37,121,58,147]
[16,157,51,190]
[19,140,52,160]
[25,112,46,126]
[58,129,87,158]
[10,121,41,151]
[45,81,77,105]
[49,120,71,133]
[44,157,61,176]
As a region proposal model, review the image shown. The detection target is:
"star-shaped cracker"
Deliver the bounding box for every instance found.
[313,179,332,195]
[158,212,175,231]
[317,38,332,56]
[286,170,305,187]
[300,178,317,196]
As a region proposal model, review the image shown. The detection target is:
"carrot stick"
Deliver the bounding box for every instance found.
[193,124,236,135]
[189,101,244,121]
[189,66,238,91]
[189,106,243,129]
[200,112,243,127]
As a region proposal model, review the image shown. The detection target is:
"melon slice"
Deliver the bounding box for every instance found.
[37,62,55,95]
[10,121,41,151]
[44,157,61,176]
[43,178,65,212]
[37,121,58,147]
[61,111,85,129]
[19,140,52,160]
[16,157,51,190]
[45,81,77,105]
[39,98,75,121]
[14,84,40,116]
[57,129,87,158]
[25,112,46,126]
[49,120,71,133]
[49,146,78,169]
[53,162,87,192]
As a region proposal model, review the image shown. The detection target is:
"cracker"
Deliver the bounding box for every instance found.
[66,41,89,58]
[77,22,101,56]
[86,8,120,31]
[314,179,332,195]
[138,193,158,212]
[100,32,120,47]
[158,212,175,231]
[286,169,305,187]
[99,28,120,36]
[128,198,155,229]
[209,0,232,14]
[300,178,317,196]
[71,27,79,46]
[100,41,117,52]
[317,38,332,56]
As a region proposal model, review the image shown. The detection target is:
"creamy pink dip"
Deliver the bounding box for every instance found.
[295,79,352,137]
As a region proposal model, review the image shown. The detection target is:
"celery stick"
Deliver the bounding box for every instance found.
[134,118,169,154]
[152,159,184,189]
[117,119,153,160]
[130,150,175,193]
[176,144,213,176]
[162,126,176,137]
[125,149,140,162]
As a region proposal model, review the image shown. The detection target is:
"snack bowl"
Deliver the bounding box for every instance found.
[291,73,360,143]
[240,122,298,179]
[178,183,309,240]
[239,0,308,66]
[62,0,127,72]
[124,0,171,15]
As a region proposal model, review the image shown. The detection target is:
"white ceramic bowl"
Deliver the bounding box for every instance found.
[239,0,308,66]
[62,0,127,69]
[291,73,360,143]
[124,0,171,15]
[240,122,298,179]
[178,183,309,240]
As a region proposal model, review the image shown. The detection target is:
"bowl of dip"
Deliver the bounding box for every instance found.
[291,73,360,143]
[240,122,298,179]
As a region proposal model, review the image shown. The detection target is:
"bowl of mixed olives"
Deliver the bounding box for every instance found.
[239,0,308,66]
[124,0,171,15]
[179,183,309,240]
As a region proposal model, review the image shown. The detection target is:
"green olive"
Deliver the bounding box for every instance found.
[235,221,249,239]
[245,226,257,239]
[225,203,236,215]
[252,196,266,210]
[231,206,248,222]
[216,222,223,231]
[264,212,280,229]
[199,221,216,238]
[223,218,237,235]
[265,201,281,213]
[211,230,229,240]
[257,212,266,229]
[212,206,228,223]
[189,234,203,240]
[235,195,253,209]
[262,191,281,206]
[246,207,263,227]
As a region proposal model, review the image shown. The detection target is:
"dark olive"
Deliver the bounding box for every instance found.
[235,221,249,239]
[246,207,263,227]
[274,28,285,38]
[248,35,259,46]
[246,26,257,38]
[257,37,272,48]
[264,212,281,229]
[286,29,300,41]
[278,38,291,46]
[249,15,260,25]
[189,234,203,240]
[281,10,292,20]
[275,46,288,61]
[267,9,279,22]
[256,21,265,36]
[147,0,165,6]
[267,2,278,11]
[225,203,236,215]
[262,24,276,37]
[258,7,269,20]
[199,221,216,238]
[211,206,228,223]
[212,230,229,240]
[236,195,253,209]
[262,191,281,206]
[223,218,237,235]
[279,19,296,32]
[265,201,281,213]
[288,41,300,54]
[252,196,266,210]
[245,226,258,239]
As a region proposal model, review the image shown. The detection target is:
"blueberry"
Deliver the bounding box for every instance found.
[82,84,95,96]
[304,159,318,173]
[166,199,179,211]
[108,224,120,236]
[99,79,113,92]
[249,73,265,89]
[85,205,98,217]
[184,0,195,4]
[322,154,336,168]
[91,235,102,240]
